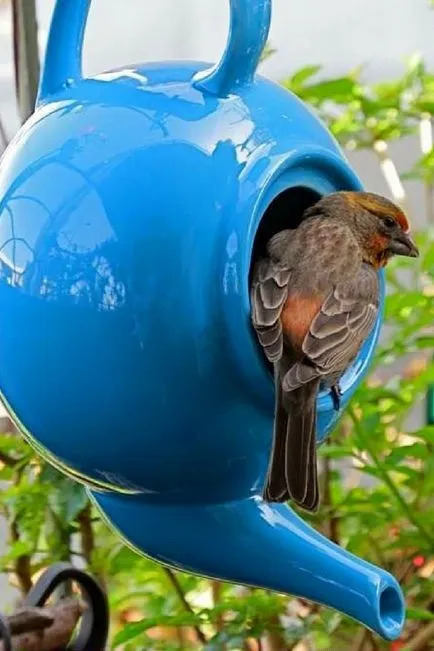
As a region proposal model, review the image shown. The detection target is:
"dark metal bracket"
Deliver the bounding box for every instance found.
[0,562,109,651]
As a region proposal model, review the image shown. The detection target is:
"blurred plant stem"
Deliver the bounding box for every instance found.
[162,567,208,645]
[3,459,32,595]
[348,406,434,550]
[405,620,434,650]
[321,441,340,545]
[12,0,40,124]
[9,518,31,594]
[211,580,227,649]
[262,617,288,651]
[419,115,434,224]
[372,140,410,213]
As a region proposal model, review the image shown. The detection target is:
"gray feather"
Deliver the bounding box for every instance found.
[300,265,379,381]
[250,259,290,363]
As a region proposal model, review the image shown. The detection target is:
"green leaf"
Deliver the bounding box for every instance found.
[414,426,434,444]
[386,443,429,465]
[260,42,276,63]
[113,612,204,647]
[0,539,33,566]
[112,619,153,646]
[414,336,434,349]
[304,77,358,101]
[110,545,143,573]
[318,445,353,459]
[406,607,434,621]
[288,64,322,87]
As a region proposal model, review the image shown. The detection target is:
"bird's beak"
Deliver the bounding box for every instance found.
[389,232,419,258]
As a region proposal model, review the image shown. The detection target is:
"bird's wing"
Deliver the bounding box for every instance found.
[283,266,379,390]
[250,258,290,363]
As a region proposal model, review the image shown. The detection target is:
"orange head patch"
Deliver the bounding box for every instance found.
[345,192,410,232]
[367,233,391,268]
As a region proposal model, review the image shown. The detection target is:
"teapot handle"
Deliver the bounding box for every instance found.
[194,0,271,95]
[37,0,272,104]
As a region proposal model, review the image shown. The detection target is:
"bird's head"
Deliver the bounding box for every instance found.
[307,191,419,268]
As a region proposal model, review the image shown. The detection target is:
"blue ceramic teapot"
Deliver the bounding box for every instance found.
[0,0,405,640]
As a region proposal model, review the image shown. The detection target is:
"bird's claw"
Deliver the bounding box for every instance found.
[330,384,342,411]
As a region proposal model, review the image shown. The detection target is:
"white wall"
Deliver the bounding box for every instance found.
[2,0,434,135]
[0,0,432,608]
[39,0,434,82]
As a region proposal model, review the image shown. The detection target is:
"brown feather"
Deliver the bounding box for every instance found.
[281,295,322,348]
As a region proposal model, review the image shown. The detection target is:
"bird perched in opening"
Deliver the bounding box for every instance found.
[250,191,419,512]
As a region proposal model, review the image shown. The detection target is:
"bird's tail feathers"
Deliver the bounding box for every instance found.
[263,371,320,512]
[284,380,320,511]
[263,370,290,502]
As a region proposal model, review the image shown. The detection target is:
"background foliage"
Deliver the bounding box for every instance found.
[0,4,434,651]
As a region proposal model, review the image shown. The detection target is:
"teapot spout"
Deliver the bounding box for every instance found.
[92,493,404,640]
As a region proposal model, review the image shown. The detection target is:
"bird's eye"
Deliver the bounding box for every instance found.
[384,216,396,228]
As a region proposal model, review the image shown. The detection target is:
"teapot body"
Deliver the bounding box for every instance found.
[0,62,377,501]
[0,60,382,502]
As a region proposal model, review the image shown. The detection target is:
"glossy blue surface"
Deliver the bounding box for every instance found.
[0,0,404,640]
[93,493,404,641]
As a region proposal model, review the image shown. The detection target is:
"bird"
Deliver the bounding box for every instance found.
[250,191,419,512]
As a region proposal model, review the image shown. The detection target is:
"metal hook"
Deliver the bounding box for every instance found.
[24,562,109,651]
[0,613,13,651]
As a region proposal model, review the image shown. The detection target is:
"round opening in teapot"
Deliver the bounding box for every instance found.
[250,185,321,271]
[221,150,384,443]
